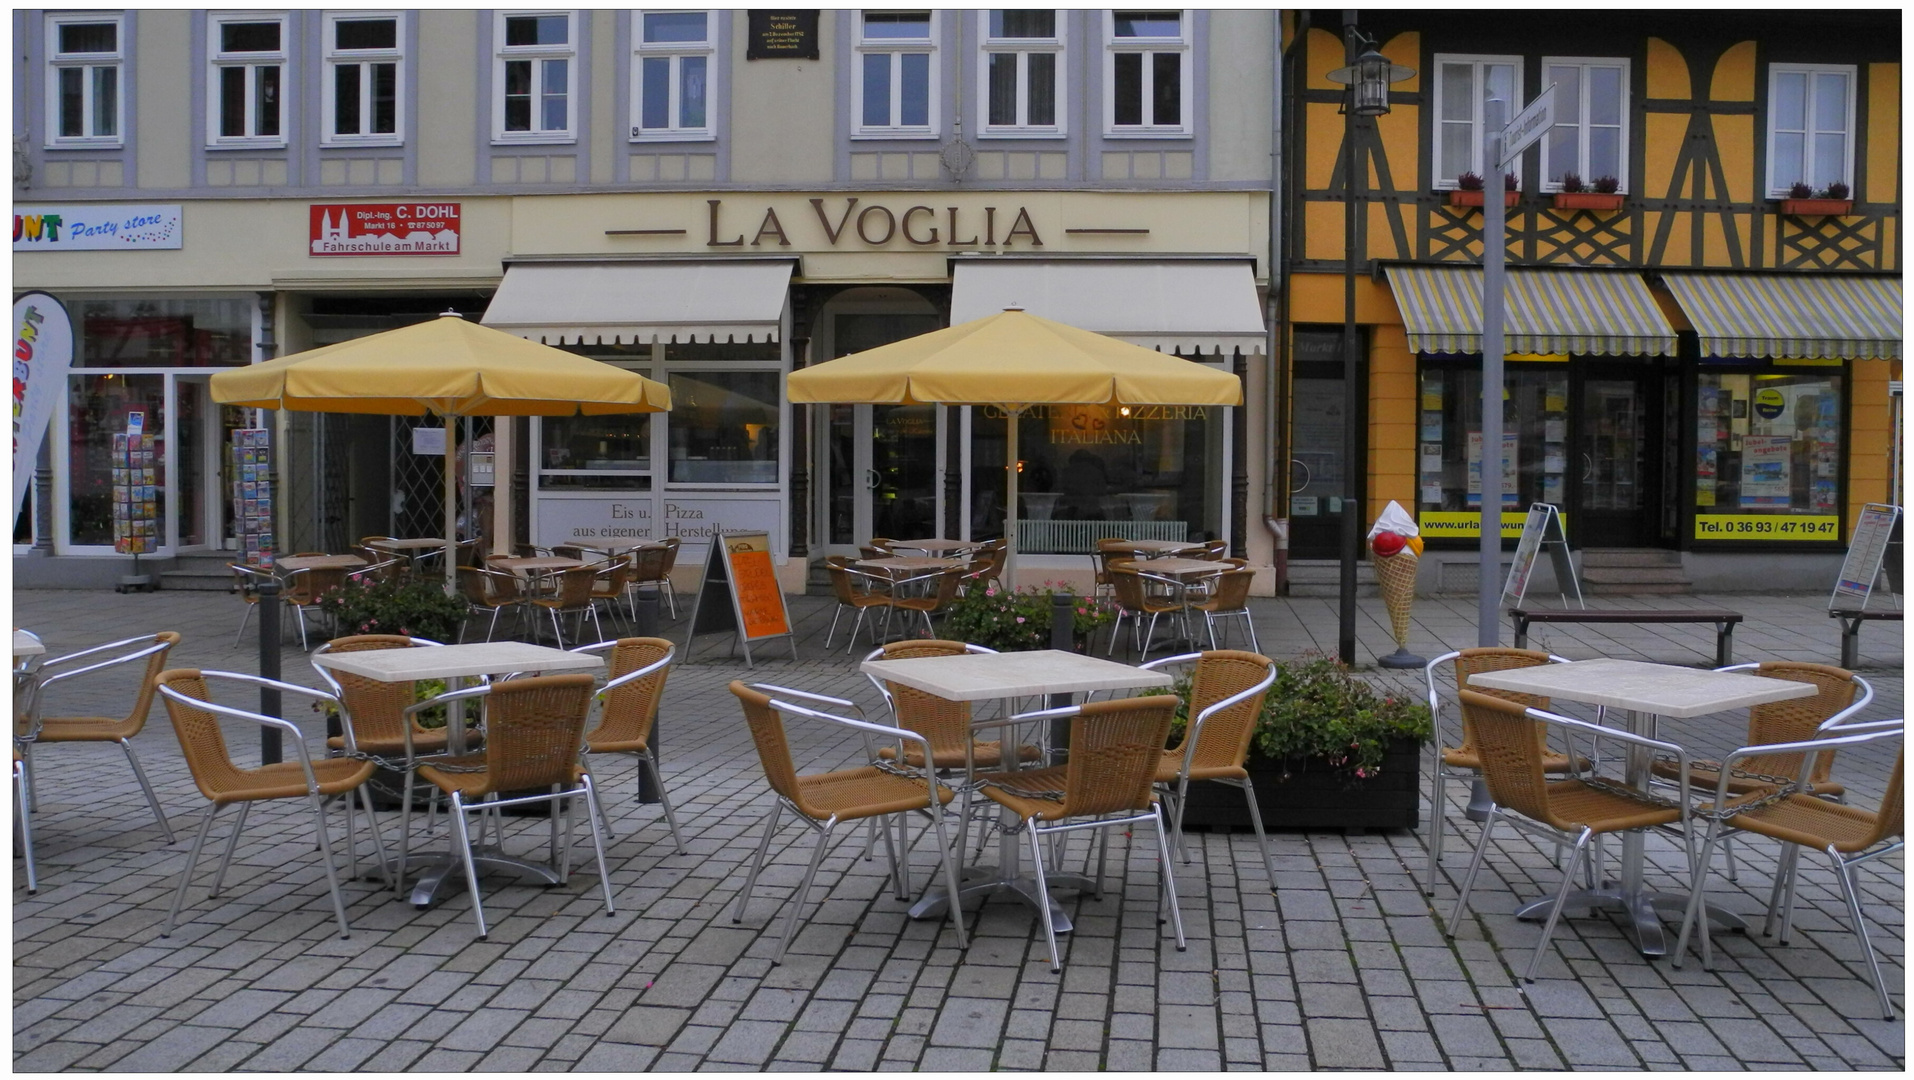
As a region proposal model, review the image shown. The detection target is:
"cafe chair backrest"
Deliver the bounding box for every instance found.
[730,680,804,808]
[593,637,674,745]
[1177,651,1275,773]
[1457,689,1556,825]
[476,674,597,794]
[1062,695,1179,817]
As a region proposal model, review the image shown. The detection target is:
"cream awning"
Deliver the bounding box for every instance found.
[1385,265,1677,357]
[481,259,793,345]
[948,258,1267,355]
[1661,273,1902,361]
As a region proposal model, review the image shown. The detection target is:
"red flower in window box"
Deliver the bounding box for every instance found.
[1779,198,1853,217]
[1552,192,1625,211]
[1448,189,1520,209]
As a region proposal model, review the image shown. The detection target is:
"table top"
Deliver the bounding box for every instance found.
[1468,658,1819,719]
[1124,557,1224,578]
[277,554,367,572]
[860,649,1173,702]
[1115,540,1208,556]
[370,537,451,551]
[311,641,604,683]
[858,556,966,575]
[490,556,586,573]
[13,630,45,657]
[887,539,980,555]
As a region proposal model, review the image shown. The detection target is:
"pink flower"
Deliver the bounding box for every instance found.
[1356,768,1371,779]
[1016,617,1026,623]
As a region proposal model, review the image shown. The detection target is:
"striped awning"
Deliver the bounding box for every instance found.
[1661,274,1902,361]
[1385,265,1677,357]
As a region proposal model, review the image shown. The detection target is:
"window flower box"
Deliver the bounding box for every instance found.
[1779,198,1853,217]
[1448,189,1519,209]
[1552,192,1625,212]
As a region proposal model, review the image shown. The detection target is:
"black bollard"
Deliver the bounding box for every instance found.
[257,576,283,765]
[1048,592,1076,756]
[635,591,661,804]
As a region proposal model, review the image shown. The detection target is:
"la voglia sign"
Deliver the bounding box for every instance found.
[704,198,1043,249]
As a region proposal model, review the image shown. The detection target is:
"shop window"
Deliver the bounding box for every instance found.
[980,9,1063,136]
[1416,365,1570,520]
[1766,64,1854,197]
[1540,58,1627,191]
[46,12,124,147]
[1104,10,1190,137]
[1432,53,1521,188]
[668,369,780,485]
[67,373,165,546]
[207,12,288,147]
[323,11,402,145]
[1695,370,1843,535]
[73,298,253,368]
[494,10,577,142]
[539,414,653,490]
[854,10,938,138]
[632,10,713,141]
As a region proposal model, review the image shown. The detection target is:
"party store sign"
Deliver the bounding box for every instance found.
[13,204,182,250]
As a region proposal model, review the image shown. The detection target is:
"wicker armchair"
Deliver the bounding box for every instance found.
[589,558,634,633]
[573,637,686,853]
[886,566,967,637]
[228,563,278,647]
[1421,648,1585,895]
[1447,692,1695,982]
[154,669,380,939]
[1092,539,1137,600]
[412,673,613,939]
[1105,564,1183,661]
[1141,651,1279,885]
[728,680,969,963]
[529,566,604,649]
[16,631,180,843]
[457,565,526,643]
[823,556,896,652]
[310,634,458,900]
[1672,721,1903,1019]
[626,544,678,621]
[1188,567,1259,652]
[971,694,1188,971]
[282,565,349,650]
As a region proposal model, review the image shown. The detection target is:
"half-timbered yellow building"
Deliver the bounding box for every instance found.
[1279,10,1900,593]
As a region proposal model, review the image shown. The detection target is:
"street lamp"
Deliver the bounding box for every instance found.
[1325,25,1413,666]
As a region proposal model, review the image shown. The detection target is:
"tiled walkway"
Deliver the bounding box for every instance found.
[11,585,1903,1071]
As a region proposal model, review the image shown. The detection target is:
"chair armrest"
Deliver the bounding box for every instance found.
[1819,675,1875,730]
[746,682,862,716]
[766,696,939,777]
[1527,706,1691,809]
[1140,652,1204,672]
[155,683,323,793]
[1712,723,1904,807]
[24,637,178,729]
[594,651,675,697]
[36,633,170,672]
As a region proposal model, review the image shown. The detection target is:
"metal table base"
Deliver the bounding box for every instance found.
[409,847,564,908]
[1516,885,1749,956]
[907,864,1099,933]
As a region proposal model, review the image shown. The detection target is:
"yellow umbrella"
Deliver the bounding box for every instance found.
[212,313,671,586]
[787,308,1242,585]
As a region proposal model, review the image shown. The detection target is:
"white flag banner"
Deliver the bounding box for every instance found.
[13,293,74,522]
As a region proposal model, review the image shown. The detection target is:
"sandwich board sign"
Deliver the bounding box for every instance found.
[683,530,794,666]
[1829,503,1901,612]
[1500,503,1582,609]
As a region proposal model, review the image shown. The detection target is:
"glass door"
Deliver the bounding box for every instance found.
[819,312,942,553]
[1288,334,1363,560]
[1574,369,1660,547]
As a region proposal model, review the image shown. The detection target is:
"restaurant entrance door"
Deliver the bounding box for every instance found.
[818,306,943,555]
[1572,365,1667,548]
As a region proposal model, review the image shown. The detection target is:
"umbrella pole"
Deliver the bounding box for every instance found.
[444,421,458,593]
[1004,405,1021,590]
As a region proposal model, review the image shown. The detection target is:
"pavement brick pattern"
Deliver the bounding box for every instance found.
[11,586,1904,1070]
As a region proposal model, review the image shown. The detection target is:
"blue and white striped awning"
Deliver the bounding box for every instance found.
[1385,265,1677,357]
[1662,274,1901,361]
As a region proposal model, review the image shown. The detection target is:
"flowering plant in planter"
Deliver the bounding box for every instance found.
[1592,175,1621,194]
[1455,171,1485,191]
[1781,179,1853,216]
[313,576,469,644]
[1168,652,1432,783]
[937,580,1116,652]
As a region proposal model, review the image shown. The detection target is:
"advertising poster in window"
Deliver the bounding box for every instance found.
[1465,432,1519,508]
[1738,435,1793,508]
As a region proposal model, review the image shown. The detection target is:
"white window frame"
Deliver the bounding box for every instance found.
[1431,52,1523,189]
[1538,57,1630,193]
[851,10,940,140]
[1102,9,1193,139]
[205,11,290,149]
[493,9,578,144]
[321,10,404,147]
[45,12,126,148]
[630,9,715,142]
[976,10,1065,138]
[1765,63,1856,198]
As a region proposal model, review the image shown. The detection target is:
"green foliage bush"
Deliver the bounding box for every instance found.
[937,581,1116,652]
[313,575,468,645]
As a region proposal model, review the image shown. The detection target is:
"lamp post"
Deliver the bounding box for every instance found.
[1326,22,1413,665]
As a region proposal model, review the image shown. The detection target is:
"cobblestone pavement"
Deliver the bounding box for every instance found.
[11,585,1904,1071]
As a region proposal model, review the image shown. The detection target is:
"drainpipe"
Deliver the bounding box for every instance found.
[1265,11,1301,593]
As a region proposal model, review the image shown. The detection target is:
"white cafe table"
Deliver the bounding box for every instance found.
[1467,657,1817,957]
[886,539,982,557]
[276,554,367,573]
[310,641,605,906]
[858,649,1173,933]
[1118,539,1207,558]
[1116,557,1223,645]
[13,629,46,658]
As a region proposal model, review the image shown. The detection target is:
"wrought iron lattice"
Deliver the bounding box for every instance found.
[313,413,351,553]
[387,416,492,540]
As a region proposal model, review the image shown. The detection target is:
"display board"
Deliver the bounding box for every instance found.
[1829,503,1900,612]
[230,428,276,568]
[682,531,794,666]
[111,427,159,556]
[1499,503,1582,610]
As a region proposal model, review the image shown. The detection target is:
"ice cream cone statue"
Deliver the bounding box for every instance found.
[1367,501,1425,668]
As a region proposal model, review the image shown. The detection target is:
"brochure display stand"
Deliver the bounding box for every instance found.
[230,428,276,569]
[111,423,160,593]
[1500,503,1582,610]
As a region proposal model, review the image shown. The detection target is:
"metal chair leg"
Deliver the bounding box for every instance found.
[1673,819,1723,972]
[733,803,782,924]
[233,603,256,649]
[209,802,252,897]
[1448,807,1498,932]
[1524,829,1593,982]
[310,793,353,939]
[395,768,417,901]
[643,750,687,853]
[1238,777,1279,892]
[776,819,835,965]
[1027,824,1062,971]
[580,775,616,917]
[449,793,487,938]
[1827,847,1897,1020]
[163,804,221,937]
[120,738,176,843]
[1149,806,1188,952]
[1424,753,1448,896]
[925,806,969,950]
[15,762,38,894]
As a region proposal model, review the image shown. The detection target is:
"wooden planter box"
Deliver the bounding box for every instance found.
[1175,737,1424,832]
[1448,189,1519,209]
[1780,198,1853,216]
[1552,192,1624,211]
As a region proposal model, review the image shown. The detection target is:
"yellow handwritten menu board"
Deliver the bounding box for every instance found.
[684,531,795,666]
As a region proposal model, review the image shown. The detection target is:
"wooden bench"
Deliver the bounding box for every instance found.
[1509,607,1745,668]
[1829,608,1902,668]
